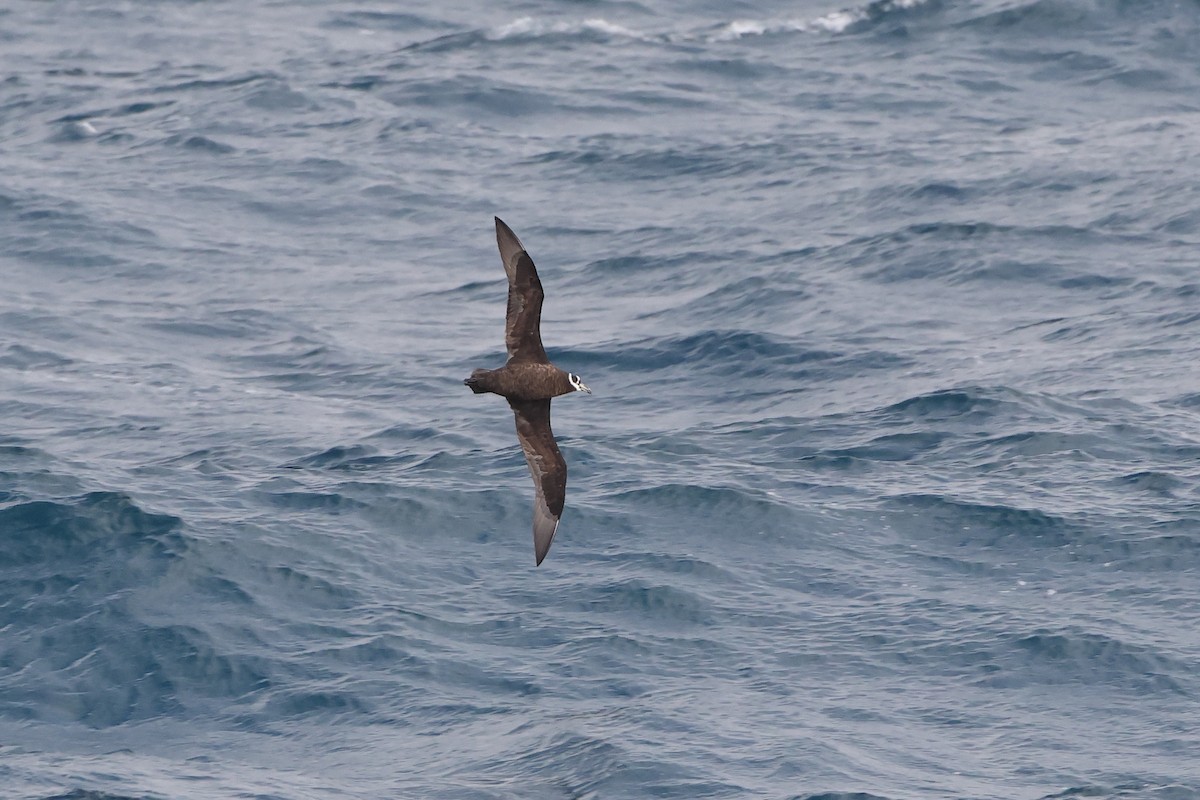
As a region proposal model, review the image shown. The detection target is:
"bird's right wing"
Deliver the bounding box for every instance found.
[495,217,549,365]
[509,397,566,565]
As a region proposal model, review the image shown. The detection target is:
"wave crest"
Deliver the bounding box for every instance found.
[488,16,649,42]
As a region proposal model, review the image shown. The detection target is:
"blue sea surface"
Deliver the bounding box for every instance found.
[3,0,1200,797]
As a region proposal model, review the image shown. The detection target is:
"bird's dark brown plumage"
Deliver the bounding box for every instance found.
[509,398,566,565]
[464,218,590,565]
[496,219,549,365]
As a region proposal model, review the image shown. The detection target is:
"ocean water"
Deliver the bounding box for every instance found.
[3,0,1200,797]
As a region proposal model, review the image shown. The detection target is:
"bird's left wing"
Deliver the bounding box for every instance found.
[509,397,566,565]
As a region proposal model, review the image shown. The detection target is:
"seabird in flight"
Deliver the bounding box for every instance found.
[464,217,591,565]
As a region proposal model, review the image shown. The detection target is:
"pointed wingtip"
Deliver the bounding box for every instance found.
[495,216,517,240]
[495,217,527,273]
[534,532,551,566]
[533,515,559,566]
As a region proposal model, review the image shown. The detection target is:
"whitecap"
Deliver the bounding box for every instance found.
[707,0,933,41]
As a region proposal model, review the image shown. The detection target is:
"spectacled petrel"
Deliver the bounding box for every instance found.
[464,218,591,565]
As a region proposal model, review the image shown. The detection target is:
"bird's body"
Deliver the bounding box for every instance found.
[465,363,578,401]
[464,218,591,565]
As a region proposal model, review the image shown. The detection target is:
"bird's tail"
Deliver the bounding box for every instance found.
[464,369,490,394]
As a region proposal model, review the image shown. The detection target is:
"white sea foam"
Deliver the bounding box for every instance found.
[488,0,930,46]
[708,19,803,41]
[810,10,865,33]
[709,0,932,41]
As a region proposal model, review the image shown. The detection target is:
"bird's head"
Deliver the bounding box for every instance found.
[568,373,592,394]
